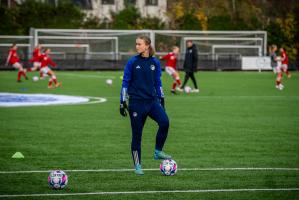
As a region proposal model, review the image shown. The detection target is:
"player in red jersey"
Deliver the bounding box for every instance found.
[279,47,291,78]
[28,44,44,78]
[5,44,28,82]
[160,46,182,94]
[40,48,61,89]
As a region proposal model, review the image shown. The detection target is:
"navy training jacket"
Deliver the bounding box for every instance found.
[120,54,164,103]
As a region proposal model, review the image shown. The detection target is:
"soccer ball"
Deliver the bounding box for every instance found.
[160,159,177,176]
[32,76,39,82]
[106,79,113,85]
[48,170,68,189]
[276,84,284,90]
[184,86,192,93]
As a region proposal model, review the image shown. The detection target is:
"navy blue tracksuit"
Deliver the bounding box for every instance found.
[181,44,198,89]
[120,54,169,166]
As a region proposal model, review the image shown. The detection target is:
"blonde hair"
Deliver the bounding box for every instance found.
[270,44,277,53]
[137,35,155,57]
[44,48,51,53]
[172,46,179,51]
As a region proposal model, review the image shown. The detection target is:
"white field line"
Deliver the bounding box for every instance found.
[0,188,298,198]
[58,73,116,79]
[1,167,299,174]
[0,95,106,107]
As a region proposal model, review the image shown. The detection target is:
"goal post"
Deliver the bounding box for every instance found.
[37,36,118,60]
[0,29,269,70]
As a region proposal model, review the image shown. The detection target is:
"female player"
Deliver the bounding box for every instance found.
[269,45,277,73]
[280,47,291,78]
[269,45,284,90]
[5,43,28,82]
[40,48,61,89]
[119,35,171,175]
[160,46,183,94]
[29,44,44,78]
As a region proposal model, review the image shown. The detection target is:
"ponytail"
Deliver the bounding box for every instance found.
[137,35,155,57]
[148,45,155,57]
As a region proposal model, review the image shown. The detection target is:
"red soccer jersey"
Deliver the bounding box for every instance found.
[29,48,42,62]
[161,52,177,69]
[281,51,288,65]
[7,49,20,65]
[40,53,57,68]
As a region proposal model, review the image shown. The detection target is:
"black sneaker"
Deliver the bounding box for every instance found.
[171,90,176,95]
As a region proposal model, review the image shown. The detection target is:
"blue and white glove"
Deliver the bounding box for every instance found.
[120,87,128,117]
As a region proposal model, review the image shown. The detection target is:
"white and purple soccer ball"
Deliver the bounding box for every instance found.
[48,170,68,189]
[106,79,113,85]
[184,86,192,93]
[32,76,39,82]
[160,159,177,176]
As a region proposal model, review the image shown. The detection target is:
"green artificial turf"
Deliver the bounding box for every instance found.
[0,71,298,199]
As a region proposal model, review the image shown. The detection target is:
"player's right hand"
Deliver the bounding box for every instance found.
[120,101,128,117]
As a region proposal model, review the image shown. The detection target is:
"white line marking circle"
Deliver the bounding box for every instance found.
[0,93,106,107]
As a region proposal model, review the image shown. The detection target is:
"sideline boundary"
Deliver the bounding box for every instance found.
[0,188,298,198]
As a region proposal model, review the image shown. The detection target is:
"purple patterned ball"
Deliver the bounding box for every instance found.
[160,159,177,176]
[48,170,68,189]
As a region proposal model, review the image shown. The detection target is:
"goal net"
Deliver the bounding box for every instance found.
[154,30,267,70]
[0,29,268,70]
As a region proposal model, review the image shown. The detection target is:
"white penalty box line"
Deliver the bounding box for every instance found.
[0,188,298,198]
[1,167,299,174]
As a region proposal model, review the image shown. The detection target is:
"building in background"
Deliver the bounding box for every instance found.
[78,0,167,22]
[0,0,167,22]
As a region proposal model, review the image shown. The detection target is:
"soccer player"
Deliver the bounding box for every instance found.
[40,48,61,89]
[269,45,277,73]
[269,45,284,90]
[28,44,44,78]
[120,35,171,175]
[180,40,199,93]
[280,47,291,78]
[5,43,28,82]
[160,46,183,94]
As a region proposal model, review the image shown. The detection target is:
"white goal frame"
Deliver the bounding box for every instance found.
[31,29,119,60]
[0,43,90,59]
[212,45,262,56]
[182,35,265,56]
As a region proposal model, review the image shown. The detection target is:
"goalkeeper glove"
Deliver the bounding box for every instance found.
[120,101,128,117]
